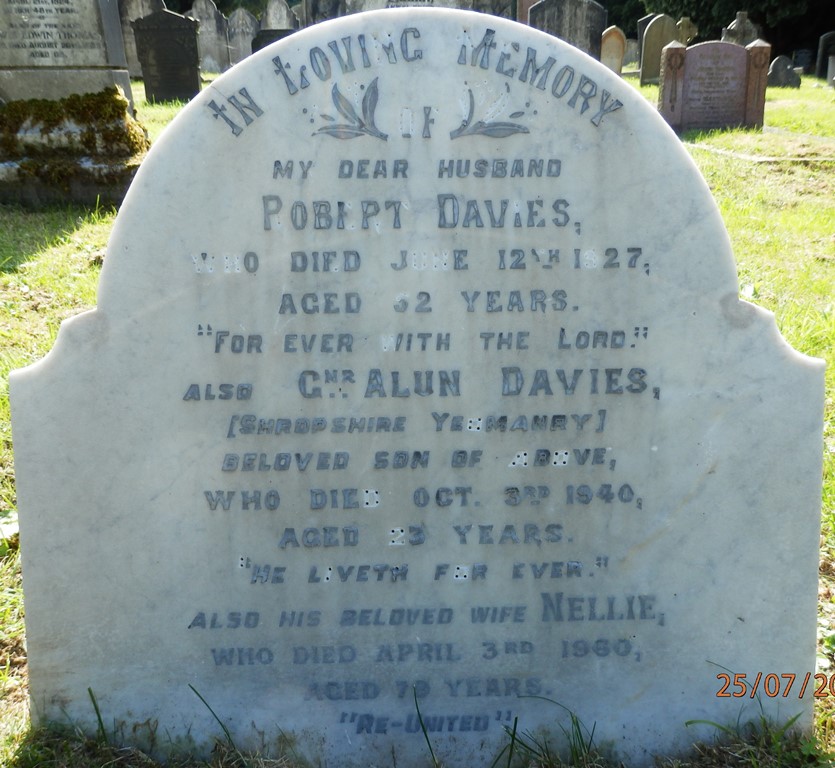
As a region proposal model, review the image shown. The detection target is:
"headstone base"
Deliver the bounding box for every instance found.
[0,159,142,208]
[0,86,148,207]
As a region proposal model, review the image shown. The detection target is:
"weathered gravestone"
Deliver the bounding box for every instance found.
[188,0,230,72]
[119,0,166,78]
[635,12,656,62]
[133,10,201,102]
[228,8,260,65]
[639,13,676,85]
[529,0,607,59]
[0,0,133,107]
[816,31,835,80]
[768,55,801,88]
[659,39,770,132]
[263,0,297,28]
[675,16,697,45]
[721,11,759,47]
[600,25,625,74]
[11,9,824,766]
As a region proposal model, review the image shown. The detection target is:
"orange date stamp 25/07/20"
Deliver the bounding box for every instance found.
[716,673,835,699]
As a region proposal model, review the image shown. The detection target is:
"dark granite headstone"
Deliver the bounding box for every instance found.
[528,0,607,59]
[792,48,813,74]
[251,28,295,53]
[120,0,166,78]
[133,10,200,102]
[816,31,835,80]
[768,55,801,88]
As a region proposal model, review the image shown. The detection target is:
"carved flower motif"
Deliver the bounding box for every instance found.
[315,78,388,140]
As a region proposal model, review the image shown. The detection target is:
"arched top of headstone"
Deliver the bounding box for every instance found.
[111,7,738,312]
[768,55,801,88]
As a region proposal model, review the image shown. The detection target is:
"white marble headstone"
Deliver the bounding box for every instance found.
[11,9,824,766]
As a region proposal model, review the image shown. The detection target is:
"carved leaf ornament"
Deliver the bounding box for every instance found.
[315,78,529,140]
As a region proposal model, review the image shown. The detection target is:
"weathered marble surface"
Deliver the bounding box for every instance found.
[11,9,824,767]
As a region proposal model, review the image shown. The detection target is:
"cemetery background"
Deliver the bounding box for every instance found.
[0,69,833,766]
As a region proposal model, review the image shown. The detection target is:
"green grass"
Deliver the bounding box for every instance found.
[766,80,835,138]
[0,76,833,768]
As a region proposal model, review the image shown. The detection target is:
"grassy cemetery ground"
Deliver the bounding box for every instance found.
[0,78,833,767]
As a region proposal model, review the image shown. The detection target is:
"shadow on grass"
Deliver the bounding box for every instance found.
[0,203,108,273]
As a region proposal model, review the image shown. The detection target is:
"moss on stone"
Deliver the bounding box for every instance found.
[0,86,151,161]
[0,87,151,205]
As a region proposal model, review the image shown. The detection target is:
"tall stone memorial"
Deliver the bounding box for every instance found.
[11,9,824,767]
[0,0,133,106]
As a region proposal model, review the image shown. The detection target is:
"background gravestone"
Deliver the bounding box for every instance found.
[768,55,801,88]
[600,25,626,74]
[659,39,770,131]
[254,0,297,52]
[11,9,823,768]
[816,31,835,80]
[262,0,297,29]
[635,12,656,62]
[227,8,259,65]
[676,16,697,45]
[528,0,607,59]
[721,11,759,46]
[119,0,166,78]
[639,13,676,85]
[133,10,200,102]
[187,0,230,72]
[624,38,638,67]
[516,0,538,23]
[0,0,133,108]
[792,48,813,74]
